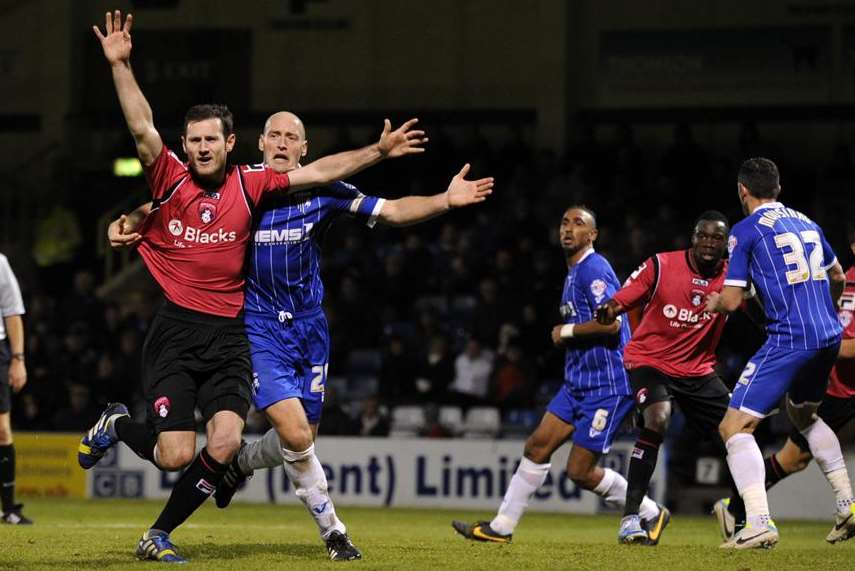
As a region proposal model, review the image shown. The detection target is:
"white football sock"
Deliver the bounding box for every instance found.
[726,432,770,529]
[800,419,855,512]
[283,444,346,540]
[592,468,660,521]
[238,428,282,473]
[490,457,550,535]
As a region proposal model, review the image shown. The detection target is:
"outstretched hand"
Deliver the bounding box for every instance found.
[378,118,428,158]
[108,214,143,249]
[93,9,133,65]
[446,164,494,208]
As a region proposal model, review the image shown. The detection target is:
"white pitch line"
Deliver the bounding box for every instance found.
[44,523,300,529]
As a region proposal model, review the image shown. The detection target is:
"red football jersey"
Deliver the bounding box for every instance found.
[138,146,290,317]
[828,265,855,398]
[612,250,728,378]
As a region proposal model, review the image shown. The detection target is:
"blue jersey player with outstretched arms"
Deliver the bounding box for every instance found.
[215,112,492,560]
[707,157,854,549]
[453,206,668,545]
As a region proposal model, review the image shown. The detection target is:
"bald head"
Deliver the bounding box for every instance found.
[259,111,308,173]
[263,111,306,140]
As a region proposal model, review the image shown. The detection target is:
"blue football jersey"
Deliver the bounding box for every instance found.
[559,249,631,396]
[725,201,842,349]
[244,181,384,317]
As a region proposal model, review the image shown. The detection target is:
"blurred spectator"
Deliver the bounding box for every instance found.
[334,273,380,351]
[378,253,409,320]
[56,321,99,385]
[469,278,503,348]
[60,270,105,330]
[492,345,534,409]
[401,233,434,296]
[357,396,390,437]
[415,334,455,401]
[12,394,48,430]
[317,387,357,436]
[420,403,452,438]
[378,334,417,404]
[449,337,494,407]
[52,383,100,431]
[5,117,845,443]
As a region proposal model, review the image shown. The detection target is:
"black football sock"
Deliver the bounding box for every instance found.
[624,428,663,517]
[765,453,789,489]
[115,417,158,465]
[0,444,15,512]
[152,447,227,534]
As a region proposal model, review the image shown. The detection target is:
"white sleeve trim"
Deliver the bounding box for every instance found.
[366,198,386,228]
[738,405,768,419]
[349,194,365,214]
[724,279,748,288]
[821,256,838,271]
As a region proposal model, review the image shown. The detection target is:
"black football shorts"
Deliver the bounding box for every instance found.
[629,366,730,434]
[141,301,252,433]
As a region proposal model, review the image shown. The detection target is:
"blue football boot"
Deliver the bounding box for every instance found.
[136,530,187,564]
[78,402,129,469]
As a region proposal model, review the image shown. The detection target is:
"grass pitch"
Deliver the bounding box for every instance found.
[0,498,852,570]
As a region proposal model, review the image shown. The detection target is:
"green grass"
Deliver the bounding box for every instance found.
[0,498,852,570]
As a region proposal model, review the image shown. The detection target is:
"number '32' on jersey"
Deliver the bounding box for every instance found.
[725,201,842,350]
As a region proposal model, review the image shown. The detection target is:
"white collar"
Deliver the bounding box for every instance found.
[754,201,784,212]
[571,247,596,267]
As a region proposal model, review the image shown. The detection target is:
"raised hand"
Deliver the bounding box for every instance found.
[93,10,133,65]
[108,214,143,249]
[378,118,428,158]
[446,164,494,208]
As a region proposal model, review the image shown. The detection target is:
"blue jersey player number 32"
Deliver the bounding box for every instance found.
[707,158,852,550]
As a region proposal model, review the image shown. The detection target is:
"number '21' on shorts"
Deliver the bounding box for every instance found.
[246,309,329,424]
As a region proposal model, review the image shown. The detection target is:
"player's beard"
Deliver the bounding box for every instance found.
[562,238,590,260]
[695,253,723,276]
[190,157,228,190]
[738,190,750,216]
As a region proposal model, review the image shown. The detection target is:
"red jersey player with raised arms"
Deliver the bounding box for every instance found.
[597,210,739,545]
[78,10,426,564]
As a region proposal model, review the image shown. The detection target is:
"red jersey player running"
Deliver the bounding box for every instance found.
[78,10,425,564]
[597,210,739,545]
[715,224,855,543]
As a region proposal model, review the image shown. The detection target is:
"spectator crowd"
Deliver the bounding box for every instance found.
[5,121,854,444]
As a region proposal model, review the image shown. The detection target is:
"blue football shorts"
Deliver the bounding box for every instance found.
[730,340,840,418]
[547,384,635,453]
[245,308,329,424]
